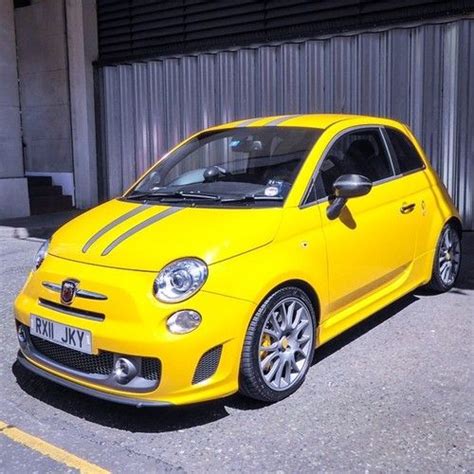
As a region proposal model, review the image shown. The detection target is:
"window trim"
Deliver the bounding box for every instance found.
[299,125,426,209]
[300,126,397,208]
[381,126,426,176]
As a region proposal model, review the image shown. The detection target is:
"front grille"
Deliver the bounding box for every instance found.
[141,358,161,381]
[192,345,222,384]
[30,334,113,375]
[28,330,162,386]
[38,298,105,322]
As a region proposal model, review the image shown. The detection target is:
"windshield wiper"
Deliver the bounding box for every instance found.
[220,195,284,204]
[127,191,283,205]
[128,190,221,201]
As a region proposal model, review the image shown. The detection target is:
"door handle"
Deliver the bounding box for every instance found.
[400,203,416,214]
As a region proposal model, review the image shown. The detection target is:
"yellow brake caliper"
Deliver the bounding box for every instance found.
[260,333,273,373]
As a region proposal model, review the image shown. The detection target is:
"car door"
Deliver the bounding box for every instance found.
[309,127,421,317]
[382,126,434,276]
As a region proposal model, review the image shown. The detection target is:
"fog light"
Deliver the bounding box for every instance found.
[167,310,201,334]
[17,325,27,344]
[113,357,137,384]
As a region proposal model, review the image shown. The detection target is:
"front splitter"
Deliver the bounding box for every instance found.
[17,351,172,408]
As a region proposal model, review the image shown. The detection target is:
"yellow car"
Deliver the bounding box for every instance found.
[14,114,462,406]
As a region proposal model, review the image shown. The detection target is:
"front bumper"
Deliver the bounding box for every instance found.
[14,254,256,406]
[17,351,170,407]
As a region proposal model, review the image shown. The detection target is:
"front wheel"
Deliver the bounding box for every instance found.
[239,287,316,402]
[428,223,461,292]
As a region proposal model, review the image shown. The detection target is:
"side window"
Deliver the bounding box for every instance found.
[315,129,394,199]
[385,128,425,174]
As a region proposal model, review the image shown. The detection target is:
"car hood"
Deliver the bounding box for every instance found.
[49,199,283,272]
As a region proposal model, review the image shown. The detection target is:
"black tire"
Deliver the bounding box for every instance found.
[239,286,316,402]
[428,222,461,292]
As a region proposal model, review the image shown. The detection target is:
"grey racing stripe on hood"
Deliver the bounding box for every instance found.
[101,207,182,256]
[82,204,150,253]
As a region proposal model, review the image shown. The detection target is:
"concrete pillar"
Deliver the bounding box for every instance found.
[15,0,75,201]
[66,0,99,208]
[0,0,30,218]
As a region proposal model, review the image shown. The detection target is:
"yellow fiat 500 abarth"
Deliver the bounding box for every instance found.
[15,114,462,406]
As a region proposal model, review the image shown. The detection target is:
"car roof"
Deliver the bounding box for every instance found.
[209,114,403,131]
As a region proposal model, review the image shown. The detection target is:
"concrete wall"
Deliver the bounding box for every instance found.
[0,0,98,219]
[15,0,73,174]
[0,0,30,218]
[66,0,98,209]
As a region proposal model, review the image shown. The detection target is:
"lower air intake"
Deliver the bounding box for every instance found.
[30,334,113,375]
[192,345,222,384]
[141,357,161,381]
[29,330,161,383]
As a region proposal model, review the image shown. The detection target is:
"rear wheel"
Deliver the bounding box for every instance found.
[428,223,461,292]
[239,287,316,402]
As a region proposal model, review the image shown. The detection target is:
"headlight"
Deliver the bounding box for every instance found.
[34,239,49,270]
[153,258,208,302]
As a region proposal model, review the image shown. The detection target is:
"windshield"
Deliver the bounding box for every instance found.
[125,126,322,207]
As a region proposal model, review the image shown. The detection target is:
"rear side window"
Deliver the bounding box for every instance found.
[315,129,394,199]
[385,128,425,174]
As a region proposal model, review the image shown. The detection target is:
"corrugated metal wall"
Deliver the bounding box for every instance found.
[98,19,474,229]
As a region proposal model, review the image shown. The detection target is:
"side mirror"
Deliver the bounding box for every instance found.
[327,174,372,220]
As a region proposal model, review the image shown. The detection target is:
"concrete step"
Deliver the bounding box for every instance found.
[29,185,63,197]
[29,195,74,215]
[27,176,53,187]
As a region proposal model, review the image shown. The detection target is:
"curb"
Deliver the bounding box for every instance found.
[0,226,54,239]
[0,210,83,240]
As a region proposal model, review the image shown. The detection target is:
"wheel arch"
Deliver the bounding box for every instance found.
[261,279,321,326]
[446,216,463,239]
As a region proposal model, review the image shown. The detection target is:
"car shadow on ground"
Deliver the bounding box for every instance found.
[12,293,420,433]
[11,232,473,433]
[311,292,418,366]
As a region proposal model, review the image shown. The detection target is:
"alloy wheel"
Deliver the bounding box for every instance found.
[258,297,314,391]
[438,226,461,286]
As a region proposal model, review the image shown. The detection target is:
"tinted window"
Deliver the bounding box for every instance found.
[315,129,394,199]
[386,128,425,173]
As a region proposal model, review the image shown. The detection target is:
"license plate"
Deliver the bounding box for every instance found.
[30,315,92,354]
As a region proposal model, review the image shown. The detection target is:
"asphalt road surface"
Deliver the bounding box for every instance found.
[0,233,472,473]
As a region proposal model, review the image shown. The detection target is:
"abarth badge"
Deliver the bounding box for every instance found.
[60,279,79,305]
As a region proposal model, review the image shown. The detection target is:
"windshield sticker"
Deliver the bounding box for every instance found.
[264,186,280,197]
